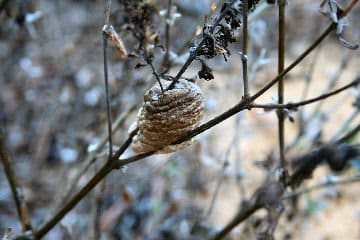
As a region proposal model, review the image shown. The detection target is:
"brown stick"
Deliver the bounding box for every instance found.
[277,0,286,184]
[0,128,32,232]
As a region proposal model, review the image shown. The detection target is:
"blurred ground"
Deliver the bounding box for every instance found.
[0,0,359,239]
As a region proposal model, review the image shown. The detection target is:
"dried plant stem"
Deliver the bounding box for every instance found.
[103,32,113,160]
[0,128,32,232]
[234,115,246,198]
[336,122,360,144]
[205,142,232,219]
[146,54,164,92]
[309,52,351,120]
[104,0,111,24]
[241,0,250,98]
[283,174,360,199]
[91,168,106,240]
[295,45,323,146]
[287,51,351,151]
[251,76,359,110]
[48,103,137,217]
[161,0,173,72]
[251,23,335,101]
[103,0,113,160]
[166,0,237,90]
[331,109,359,141]
[211,200,260,240]
[277,0,286,183]
[34,162,113,239]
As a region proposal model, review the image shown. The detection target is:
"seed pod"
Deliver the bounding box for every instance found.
[131,79,204,154]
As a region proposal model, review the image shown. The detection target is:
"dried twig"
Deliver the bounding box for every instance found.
[161,0,173,72]
[283,174,360,199]
[103,0,113,160]
[277,0,286,185]
[0,128,32,232]
[251,76,360,110]
[166,0,237,90]
[205,139,233,219]
[241,0,249,98]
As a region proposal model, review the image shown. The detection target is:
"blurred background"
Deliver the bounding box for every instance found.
[0,0,359,239]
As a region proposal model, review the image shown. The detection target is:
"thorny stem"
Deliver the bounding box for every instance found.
[29,1,359,239]
[0,128,32,232]
[278,0,286,184]
[241,0,250,98]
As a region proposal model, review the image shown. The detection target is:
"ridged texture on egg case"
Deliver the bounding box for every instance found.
[131,79,204,154]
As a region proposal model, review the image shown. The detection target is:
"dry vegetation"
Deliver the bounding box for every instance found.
[0,0,359,239]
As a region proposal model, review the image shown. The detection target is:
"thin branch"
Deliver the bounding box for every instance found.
[211,200,260,240]
[145,53,164,92]
[342,0,359,15]
[331,108,359,141]
[286,51,352,151]
[241,0,250,98]
[234,115,246,198]
[301,45,323,100]
[250,22,335,101]
[48,103,137,217]
[278,0,286,184]
[36,128,140,240]
[102,31,113,160]
[250,76,359,110]
[166,0,237,90]
[161,0,173,72]
[283,174,360,199]
[308,52,352,121]
[0,128,32,232]
[104,0,111,25]
[336,122,360,144]
[90,165,106,240]
[205,142,232,219]
[34,163,113,240]
[293,45,323,148]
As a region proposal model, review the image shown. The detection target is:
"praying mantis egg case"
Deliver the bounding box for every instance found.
[131,78,204,154]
